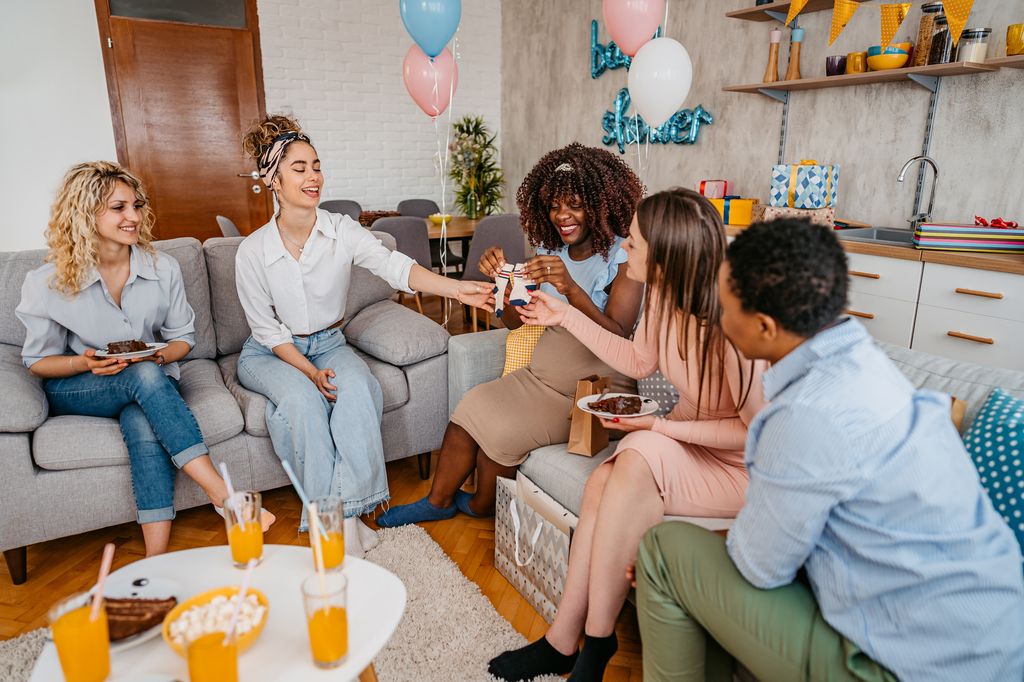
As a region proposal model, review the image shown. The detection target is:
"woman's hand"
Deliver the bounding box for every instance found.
[517,290,570,327]
[626,563,637,588]
[84,349,128,376]
[308,367,338,402]
[129,350,166,366]
[455,281,495,312]
[478,247,506,279]
[598,414,656,432]
[525,256,580,298]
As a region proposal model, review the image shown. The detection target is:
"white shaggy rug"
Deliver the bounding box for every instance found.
[0,526,558,682]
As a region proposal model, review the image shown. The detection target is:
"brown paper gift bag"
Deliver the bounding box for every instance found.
[567,375,609,456]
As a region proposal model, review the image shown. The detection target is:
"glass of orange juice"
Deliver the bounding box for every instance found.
[310,497,345,571]
[49,592,110,682]
[223,491,263,568]
[186,631,238,682]
[302,573,348,669]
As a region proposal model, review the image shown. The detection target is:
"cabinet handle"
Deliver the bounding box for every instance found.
[849,270,881,280]
[846,309,875,320]
[947,330,994,345]
[954,287,1003,300]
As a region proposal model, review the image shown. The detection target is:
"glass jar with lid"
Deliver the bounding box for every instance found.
[955,27,992,62]
[928,16,953,64]
[913,2,945,67]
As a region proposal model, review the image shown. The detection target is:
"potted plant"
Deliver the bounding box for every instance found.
[449,116,504,219]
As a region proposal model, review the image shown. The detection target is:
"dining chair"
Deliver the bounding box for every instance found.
[370,217,433,317]
[320,199,362,222]
[461,214,526,331]
[216,215,241,238]
[397,198,464,276]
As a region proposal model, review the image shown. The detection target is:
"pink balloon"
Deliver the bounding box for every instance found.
[602,0,665,57]
[403,45,458,118]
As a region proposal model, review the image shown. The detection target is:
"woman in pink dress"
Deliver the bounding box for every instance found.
[488,188,770,682]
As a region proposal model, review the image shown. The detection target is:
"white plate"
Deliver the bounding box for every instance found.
[94,574,180,653]
[576,392,659,419]
[94,342,168,360]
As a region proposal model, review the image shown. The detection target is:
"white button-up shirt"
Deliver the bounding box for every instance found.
[235,209,415,350]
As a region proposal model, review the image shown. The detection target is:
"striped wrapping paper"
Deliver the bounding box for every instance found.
[913,223,1024,253]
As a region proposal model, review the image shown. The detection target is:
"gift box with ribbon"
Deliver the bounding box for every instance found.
[752,204,835,228]
[770,160,839,209]
[710,196,760,226]
[696,180,730,200]
[913,221,1024,254]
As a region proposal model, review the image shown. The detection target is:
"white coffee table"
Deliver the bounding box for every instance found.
[30,544,406,681]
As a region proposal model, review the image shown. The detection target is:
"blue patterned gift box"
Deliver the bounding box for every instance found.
[770,160,840,209]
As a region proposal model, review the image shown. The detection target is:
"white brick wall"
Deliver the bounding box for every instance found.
[257,0,502,214]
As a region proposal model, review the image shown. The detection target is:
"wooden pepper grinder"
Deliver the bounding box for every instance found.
[763,28,782,83]
[785,27,804,81]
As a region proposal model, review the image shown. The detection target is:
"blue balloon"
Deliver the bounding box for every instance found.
[400,0,462,59]
[602,88,713,154]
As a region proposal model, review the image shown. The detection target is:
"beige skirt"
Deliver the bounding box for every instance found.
[451,326,635,466]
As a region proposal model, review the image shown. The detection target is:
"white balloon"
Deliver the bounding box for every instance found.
[627,37,693,128]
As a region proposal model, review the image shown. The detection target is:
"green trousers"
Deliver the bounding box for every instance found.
[635,522,898,682]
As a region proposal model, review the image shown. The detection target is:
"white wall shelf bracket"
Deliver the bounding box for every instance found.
[907,74,939,92]
[758,88,790,103]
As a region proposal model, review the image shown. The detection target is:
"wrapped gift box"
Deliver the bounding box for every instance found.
[711,197,759,226]
[752,204,835,228]
[913,223,1024,253]
[770,160,839,209]
[696,180,730,199]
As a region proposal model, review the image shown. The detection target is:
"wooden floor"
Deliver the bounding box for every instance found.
[0,293,643,680]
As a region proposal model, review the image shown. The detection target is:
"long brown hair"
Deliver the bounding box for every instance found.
[637,188,751,416]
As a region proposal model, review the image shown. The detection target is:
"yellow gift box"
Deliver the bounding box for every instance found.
[710,197,760,226]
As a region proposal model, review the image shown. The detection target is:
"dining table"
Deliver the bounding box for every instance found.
[423,216,479,241]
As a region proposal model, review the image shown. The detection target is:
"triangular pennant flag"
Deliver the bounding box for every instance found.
[880,3,912,49]
[785,0,811,28]
[829,0,862,46]
[944,0,974,48]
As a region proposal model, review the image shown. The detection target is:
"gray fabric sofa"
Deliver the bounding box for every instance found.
[449,327,1024,518]
[0,233,450,584]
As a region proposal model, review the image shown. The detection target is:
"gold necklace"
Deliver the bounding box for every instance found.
[279,227,311,253]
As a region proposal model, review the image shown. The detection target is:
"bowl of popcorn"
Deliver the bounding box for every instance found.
[161,586,269,657]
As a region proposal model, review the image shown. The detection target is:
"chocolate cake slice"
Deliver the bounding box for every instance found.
[106,339,149,354]
[105,596,177,641]
[589,395,642,415]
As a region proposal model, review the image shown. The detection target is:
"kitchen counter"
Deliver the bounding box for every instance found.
[725,227,1024,275]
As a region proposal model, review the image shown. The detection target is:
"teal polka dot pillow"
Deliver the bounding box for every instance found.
[964,388,1023,550]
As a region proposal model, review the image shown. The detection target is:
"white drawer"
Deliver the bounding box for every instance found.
[845,253,923,303]
[846,291,916,347]
[911,304,1024,371]
[919,263,1024,323]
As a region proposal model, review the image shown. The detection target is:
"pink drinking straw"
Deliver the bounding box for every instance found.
[224,558,257,643]
[90,543,116,621]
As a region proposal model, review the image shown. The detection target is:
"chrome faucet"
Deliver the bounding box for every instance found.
[897,155,939,230]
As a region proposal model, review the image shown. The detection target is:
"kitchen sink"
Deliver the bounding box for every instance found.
[836,227,915,247]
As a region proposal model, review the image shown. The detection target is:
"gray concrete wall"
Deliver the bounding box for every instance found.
[501,0,1024,229]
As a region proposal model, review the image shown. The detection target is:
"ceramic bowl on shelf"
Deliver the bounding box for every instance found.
[161,586,269,657]
[428,213,454,224]
[867,43,911,57]
[867,52,910,70]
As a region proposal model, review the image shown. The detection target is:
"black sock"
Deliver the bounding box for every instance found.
[488,636,578,681]
[567,632,618,682]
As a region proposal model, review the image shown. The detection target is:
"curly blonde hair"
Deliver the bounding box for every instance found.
[46,161,156,295]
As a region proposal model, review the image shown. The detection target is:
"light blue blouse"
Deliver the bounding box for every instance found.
[537,236,627,311]
[16,246,196,380]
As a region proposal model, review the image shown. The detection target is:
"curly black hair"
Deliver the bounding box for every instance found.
[515,142,644,259]
[726,219,848,337]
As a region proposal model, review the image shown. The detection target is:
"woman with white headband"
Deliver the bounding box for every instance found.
[234,114,492,555]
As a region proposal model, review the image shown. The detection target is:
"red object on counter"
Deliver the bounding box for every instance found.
[974,215,1019,228]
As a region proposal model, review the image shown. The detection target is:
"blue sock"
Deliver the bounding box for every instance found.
[376,496,456,527]
[454,489,486,518]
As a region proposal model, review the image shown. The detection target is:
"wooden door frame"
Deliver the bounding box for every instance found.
[92,0,269,171]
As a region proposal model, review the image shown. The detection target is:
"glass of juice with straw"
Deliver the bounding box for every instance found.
[49,592,110,682]
[187,631,238,682]
[302,572,349,668]
[223,491,263,567]
[310,497,345,570]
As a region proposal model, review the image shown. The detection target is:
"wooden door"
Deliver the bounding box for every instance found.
[95,1,272,240]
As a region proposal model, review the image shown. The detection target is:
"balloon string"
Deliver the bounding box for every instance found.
[663,1,670,36]
[634,112,643,184]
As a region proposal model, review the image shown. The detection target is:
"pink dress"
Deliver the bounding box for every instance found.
[561,305,769,517]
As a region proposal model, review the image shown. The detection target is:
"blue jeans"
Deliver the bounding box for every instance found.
[44,361,208,524]
[236,328,389,527]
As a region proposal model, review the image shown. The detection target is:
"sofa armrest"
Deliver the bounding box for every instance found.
[0,344,47,433]
[344,300,449,367]
[448,329,509,415]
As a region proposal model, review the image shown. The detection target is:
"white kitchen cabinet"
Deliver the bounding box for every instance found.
[911,303,1024,371]
[846,252,923,302]
[846,290,917,347]
[918,263,1024,323]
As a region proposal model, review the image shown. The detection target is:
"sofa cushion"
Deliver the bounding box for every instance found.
[344,300,448,366]
[218,350,410,438]
[520,443,617,517]
[0,343,47,432]
[204,232,400,356]
[33,360,244,471]
[0,248,46,346]
[154,238,216,360]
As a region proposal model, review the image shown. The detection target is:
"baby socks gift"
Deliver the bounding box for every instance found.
[493,263,538,317]
[492,264,514,318]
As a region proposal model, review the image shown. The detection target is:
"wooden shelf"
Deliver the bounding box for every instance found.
[985,54,1024,69]
[724,61,1000,100]
[726,0,867,23]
